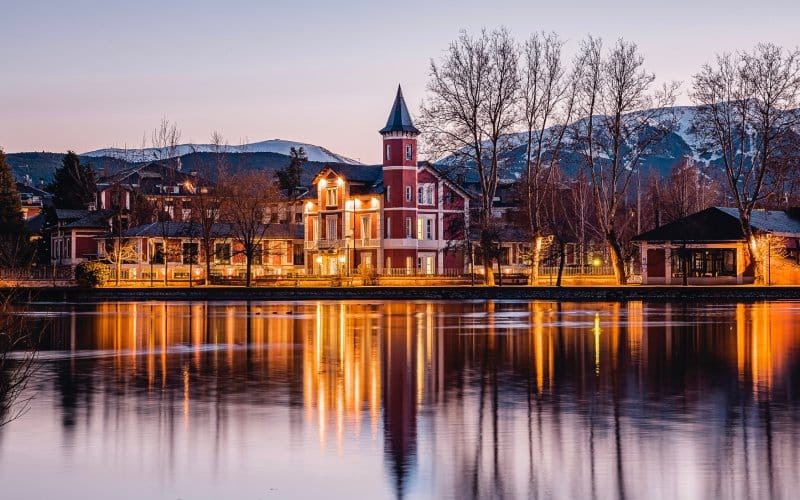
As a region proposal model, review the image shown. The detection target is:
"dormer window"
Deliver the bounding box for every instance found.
[325,187,337,207]
[386,144,391,161]
[405,144,412,161]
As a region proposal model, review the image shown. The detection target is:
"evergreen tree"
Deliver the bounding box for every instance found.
[0,149,33,267]
[275,146,307,197]
[48,151,97,209]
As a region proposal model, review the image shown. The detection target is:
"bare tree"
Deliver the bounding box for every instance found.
[218,170,283,287]
[692,43,800,281]
[149,118,183,285]
[420,27,519,285]
[0,289,39,426]
[191,131,228,285]
[151,117,182,163]
[518,32,578,284]
[572,37,679,284]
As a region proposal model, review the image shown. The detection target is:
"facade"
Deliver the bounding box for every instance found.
[50,209,111,266]
[634,206,800,285]
[96,222,304,282]
[303,86,471,276]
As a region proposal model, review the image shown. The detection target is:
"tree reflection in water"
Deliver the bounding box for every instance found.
[2,300,800,499]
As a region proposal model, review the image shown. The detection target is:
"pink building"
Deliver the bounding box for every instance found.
[303,86,470,276]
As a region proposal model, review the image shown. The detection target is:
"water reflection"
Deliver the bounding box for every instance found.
[3,300,800,499]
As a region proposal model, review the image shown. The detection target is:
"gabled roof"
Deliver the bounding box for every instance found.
[63,210,111,229]
[379,85,420,135]
[632,206,800,242]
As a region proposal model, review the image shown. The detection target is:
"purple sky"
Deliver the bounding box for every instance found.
[2,0,798,163]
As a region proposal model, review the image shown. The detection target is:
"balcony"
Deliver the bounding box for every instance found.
[304,240,318,250]
[354,238,381,248]
[317,238,344,250]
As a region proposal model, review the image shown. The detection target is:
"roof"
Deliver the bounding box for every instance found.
[632,206,800,242]
[118,221,301,240]
[63,210,111,229]
[379,85,420,135]
[55,209,91,221]
[25,213,46,233]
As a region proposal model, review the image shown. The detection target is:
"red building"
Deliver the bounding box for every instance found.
[304,86,470,275]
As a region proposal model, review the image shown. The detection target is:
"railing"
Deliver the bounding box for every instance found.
[0,267,74,281]
[354,238,380,248]
[304,241,318,250]
[317,239,343,250]
[538,264,616,276]
[380,267,465,277]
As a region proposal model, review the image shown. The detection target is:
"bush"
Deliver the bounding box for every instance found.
[75,261,111,288]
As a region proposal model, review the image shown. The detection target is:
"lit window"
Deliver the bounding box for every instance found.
[405,144,412,161]
[214,243,231,264]
[325,187,337,207]
[326,215,337,240]
[417,218,424,239]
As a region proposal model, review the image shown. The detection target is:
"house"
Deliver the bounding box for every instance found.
[96,162,211,221]
[49,209,111,266]
[302,86,471,276]
[16,181,51,220]
[95,221,304,282]
[633,206,800,285]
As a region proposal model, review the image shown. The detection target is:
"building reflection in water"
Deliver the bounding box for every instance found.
[5,300,800,499]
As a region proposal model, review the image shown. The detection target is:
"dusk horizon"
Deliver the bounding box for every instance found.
[3,0,799,164]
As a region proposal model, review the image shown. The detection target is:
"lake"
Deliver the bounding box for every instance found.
[1,300,799,499]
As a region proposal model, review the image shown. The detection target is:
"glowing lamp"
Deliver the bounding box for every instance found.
[592,258,601,267]
[336,177,344,186]
[316,256,323,264]
[319,178,327,188]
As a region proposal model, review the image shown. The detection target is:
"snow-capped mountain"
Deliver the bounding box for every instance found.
[438,104,800,181]
[83,139,362,165]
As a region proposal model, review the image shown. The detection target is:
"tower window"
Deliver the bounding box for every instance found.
[405,144,412,161]
[386,144,391,161]
[405,186,412,202]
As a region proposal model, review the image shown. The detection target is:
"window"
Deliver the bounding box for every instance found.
[182,242,198,264]
[214,243,231,264]
[360,215,371,242]
[325,187,337,207]
[670,248,736,278]
[386,186,391,203]
[152,242,165,264]
[417,218,434,240]
[386,144,391,161]
[312,218,319,241]
[295,211,303,223]
[405,186,412,203]
[418,184,434,205]
[405,144,412,161]
[326,215,337,240]
[405,218,412,238]
[251,243,263,265]
[386,217,391,238]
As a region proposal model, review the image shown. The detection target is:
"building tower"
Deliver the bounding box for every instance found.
[380,85,419,273]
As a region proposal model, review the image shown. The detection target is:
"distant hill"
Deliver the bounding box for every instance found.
[7,138,366,185]
[6,150,367,187]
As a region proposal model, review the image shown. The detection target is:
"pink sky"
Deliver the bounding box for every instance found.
[2,0,798,164]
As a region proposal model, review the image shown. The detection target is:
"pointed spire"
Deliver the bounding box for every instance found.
[379,85,420,135]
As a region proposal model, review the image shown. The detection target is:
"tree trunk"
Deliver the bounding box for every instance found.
[245,254,252,288]
[484,260,495,286]
[204,241,212,286]
[556,241,566,287]
[607,233,627,285]
[741,222,762,284]
[528,234,543,286]
[163,239,168,287]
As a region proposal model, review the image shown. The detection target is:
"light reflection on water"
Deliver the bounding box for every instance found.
[2,300,800,499]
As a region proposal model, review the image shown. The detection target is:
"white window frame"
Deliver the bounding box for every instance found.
[405,186,412,203]
[386,217,391,238]
[405,218,412,239]
[405,144,412,161]
[386,144,391,161]
[325,187,337,207]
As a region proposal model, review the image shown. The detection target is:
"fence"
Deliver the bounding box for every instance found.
[0,267,74,281]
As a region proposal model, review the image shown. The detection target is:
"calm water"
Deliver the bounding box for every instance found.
[2,300,800,499]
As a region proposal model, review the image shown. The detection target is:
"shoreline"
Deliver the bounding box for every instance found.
[7,285,800,303]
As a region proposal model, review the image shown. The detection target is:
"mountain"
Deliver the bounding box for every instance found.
[7,140,362,185]
[438,104,800,182]
[83,139,362,165]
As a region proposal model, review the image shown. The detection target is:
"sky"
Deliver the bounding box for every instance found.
[2,0,799,164]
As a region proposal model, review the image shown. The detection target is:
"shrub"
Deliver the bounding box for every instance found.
[75,261,111,288]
